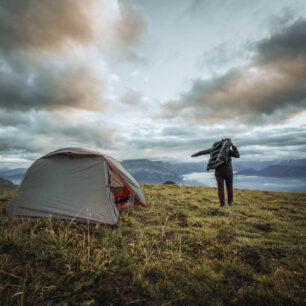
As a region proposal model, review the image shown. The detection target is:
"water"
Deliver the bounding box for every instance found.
[182,172,306,192]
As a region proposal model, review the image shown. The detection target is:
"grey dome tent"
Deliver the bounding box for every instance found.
[6,148,147,225]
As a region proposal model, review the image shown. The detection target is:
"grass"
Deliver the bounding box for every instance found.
[0,184,305,305]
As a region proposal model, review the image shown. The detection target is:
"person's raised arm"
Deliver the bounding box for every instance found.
[191,148,210,157]
[229,142,240,158]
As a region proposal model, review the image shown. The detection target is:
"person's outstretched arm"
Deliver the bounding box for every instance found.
[229,142,240,158]
[191,148,210,157]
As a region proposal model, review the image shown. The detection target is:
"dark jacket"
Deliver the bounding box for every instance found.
[215,145,240,177]
[191,139,240,173]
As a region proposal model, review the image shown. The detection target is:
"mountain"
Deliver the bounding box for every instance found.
[259,165,306,178]
[233,161,273,171]
[0,168,27,184]
[168,162,204,175]
[274,159,306,167]
[235,168,259,176]
[189,158,280,171]
[0,177,17,194]
[122,158,306,184]
[233,159,306,171]
[237,165,306,179]
[2,158,306,186]
[122,159,182,184]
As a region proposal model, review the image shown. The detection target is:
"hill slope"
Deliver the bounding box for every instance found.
[0,185,305,305]
[0,177,17,194]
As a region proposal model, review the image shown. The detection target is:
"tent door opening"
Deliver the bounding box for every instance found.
[108,167,134,210]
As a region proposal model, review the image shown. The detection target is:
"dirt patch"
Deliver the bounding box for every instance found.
[204,207,228,216]
[0,195,11,214]
[202,197,213,203]
[169,212,188,227]
[169,212,187,221]
[220,270,254,290]
[163,231,176,241]
[280,207,297,214]
[0,195,11,204]
[261,207,279,211]
[216,233,236,244]
[179,220,188,227]
[253,223,272,232]
[70,272,158,306]
[126,233,137,240]
[97,273,156,305]
[0,240,21,254]
[239,246,286,272]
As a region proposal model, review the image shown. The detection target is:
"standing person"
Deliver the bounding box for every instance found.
[191,138,240,207]
[214,138,240,207]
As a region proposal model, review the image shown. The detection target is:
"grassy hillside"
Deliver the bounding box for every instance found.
[0,178,17,194]
[0,185,305,305]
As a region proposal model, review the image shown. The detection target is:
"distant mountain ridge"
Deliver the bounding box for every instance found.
[1,158,306,185]
[0,177,17,194]
[122,158,306,184]
[275,159,306,167]
[237,165,306,178]
[234,159,306,171]
[121,159,183,184]
[0,168,27,184]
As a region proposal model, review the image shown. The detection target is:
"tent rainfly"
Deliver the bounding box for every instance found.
[6,148,147,225]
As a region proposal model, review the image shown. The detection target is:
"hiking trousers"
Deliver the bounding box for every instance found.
[215,172,233,206]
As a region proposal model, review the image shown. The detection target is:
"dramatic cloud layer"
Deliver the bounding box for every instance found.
[0,0,146,52]
[120,116,306,161]
[0,0,148,166]
[0,54,110,111]
[0,0,146,111]
[0,0,94,52]
[161,19,306,123]
[255,18,306,62]
[0,0,305,169]
[0,110,117,155]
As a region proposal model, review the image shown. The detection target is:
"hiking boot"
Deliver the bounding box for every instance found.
[220,201,225,207]
[228,200,234,206]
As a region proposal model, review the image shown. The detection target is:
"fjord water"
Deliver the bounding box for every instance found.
[182,172,306,192]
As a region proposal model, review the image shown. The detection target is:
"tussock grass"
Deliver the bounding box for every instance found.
[0,185,305,305]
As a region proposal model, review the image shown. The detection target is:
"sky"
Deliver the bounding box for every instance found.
[0,0,306,168]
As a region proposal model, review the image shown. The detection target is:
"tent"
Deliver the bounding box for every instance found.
[6,148,147,225]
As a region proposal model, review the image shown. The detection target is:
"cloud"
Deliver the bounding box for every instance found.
[120,88,144,106]
[0,0,146,53]
[119,110,306,161]
[0,53,110,111]
[0,0,147,112]
[235,124,306,160]
[0,110,118,155]
[160,18,306,124]
[116,2,146,47]
[197,42,249,72]
[124,123,306,162]
[0,0,94,52]
[236,125,306,148]
[105,1,147,64]
[256,17,306,62]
